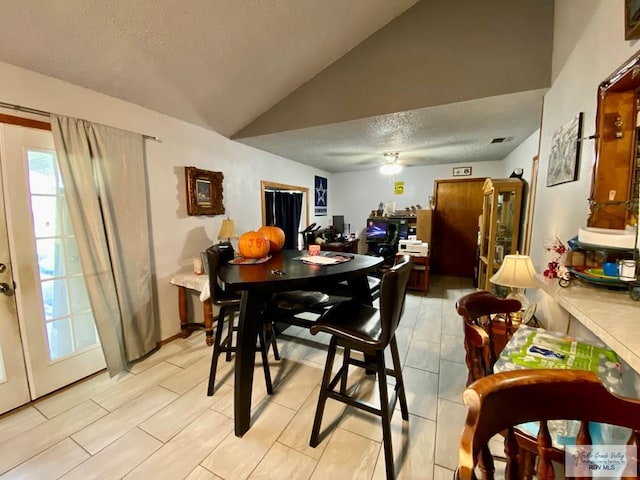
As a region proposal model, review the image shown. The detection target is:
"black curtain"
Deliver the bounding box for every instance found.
[274,191,303,249]
[265,191,275,226]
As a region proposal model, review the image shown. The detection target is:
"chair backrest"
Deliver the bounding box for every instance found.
[206,242,235,303]
[457,369,640,480]
[378,254,412,347]
[456,291,521,385]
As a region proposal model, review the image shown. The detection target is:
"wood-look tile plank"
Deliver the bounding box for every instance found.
[127,339,194,374]
[278,385,346,460]
[92,362,181,411]
[438,360,468,404]
[270,362,322,411]
[139,380,221,442]
[0,406,47,442]
[0,401,107,475]
[72,386,177,454]
[310,427,379,480]
[0,438,89,480]
[434,399,468,470]
[123,409,232,479]
[371,413,436,480]
[159,355,211,395]
[60,428,162,480]
[185,465,224,480]
[248,442,316,479]
[402,366,439,420]
[34,371,134,419]
[201,401,296,480]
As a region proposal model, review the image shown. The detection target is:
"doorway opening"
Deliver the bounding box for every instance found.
[261,181,309,250]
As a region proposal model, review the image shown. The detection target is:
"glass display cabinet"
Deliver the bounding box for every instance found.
[477,178,524,292]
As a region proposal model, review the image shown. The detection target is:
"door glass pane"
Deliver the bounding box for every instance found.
[46,318,74,359]
[41,278,69,320]
[31,196,61,238]
[27,150,99,362]
[73,312,99,349]
[64,238,82,275]
[36,238,65,278]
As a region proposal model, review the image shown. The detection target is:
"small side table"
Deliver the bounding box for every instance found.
[170,268,214,346]
[397,254,429,294]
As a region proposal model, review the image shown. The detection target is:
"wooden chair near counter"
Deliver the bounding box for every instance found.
[205,243,279,396]
[456,369,640,480]
[456,291,539,479]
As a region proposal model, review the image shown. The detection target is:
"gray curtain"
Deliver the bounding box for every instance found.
[51,115,157,375]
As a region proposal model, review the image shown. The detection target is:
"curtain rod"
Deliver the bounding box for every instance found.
[0,101,161,143]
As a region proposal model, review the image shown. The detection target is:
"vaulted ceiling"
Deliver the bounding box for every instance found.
[0,0,554,172]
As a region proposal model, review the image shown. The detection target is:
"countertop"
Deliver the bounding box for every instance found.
[536,274,640,373]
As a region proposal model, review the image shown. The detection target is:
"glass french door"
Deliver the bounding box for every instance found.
[0,149,30,413]
[0,123,105,409]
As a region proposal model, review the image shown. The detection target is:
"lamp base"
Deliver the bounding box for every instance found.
[506,288,537,325]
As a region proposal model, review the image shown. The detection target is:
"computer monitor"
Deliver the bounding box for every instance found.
[332,215,345,236]
[397,222,409,240]
[366,218,387,241]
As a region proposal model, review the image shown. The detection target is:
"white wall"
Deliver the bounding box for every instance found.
[332,161,505,251]
[531,0,638,271]
[531,0,639,327]
[0,61,332,340]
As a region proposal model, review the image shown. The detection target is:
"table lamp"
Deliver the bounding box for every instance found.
[489,252,538,322]
[218,218,238,244]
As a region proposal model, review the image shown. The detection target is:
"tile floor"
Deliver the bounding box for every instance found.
[0,275,477,479]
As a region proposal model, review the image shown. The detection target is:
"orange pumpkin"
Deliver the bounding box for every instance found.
[258,225,286,253]
[238,231,270,258]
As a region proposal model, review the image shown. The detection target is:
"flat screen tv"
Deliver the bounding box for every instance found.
[366,218,387,241]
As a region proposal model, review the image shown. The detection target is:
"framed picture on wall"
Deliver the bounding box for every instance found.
[185,166,225,216]
[546,112,583,187]
[453,166,472,177]
[626,0,640,39]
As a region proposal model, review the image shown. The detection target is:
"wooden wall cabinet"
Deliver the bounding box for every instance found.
[477,178,523,291]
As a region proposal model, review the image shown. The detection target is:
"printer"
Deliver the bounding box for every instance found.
[398,239,429,256]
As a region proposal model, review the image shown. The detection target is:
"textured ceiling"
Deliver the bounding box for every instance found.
[0,0,552,173]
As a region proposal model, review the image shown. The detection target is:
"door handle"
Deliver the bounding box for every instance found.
[0,282,13,296]
[0,263,6,273]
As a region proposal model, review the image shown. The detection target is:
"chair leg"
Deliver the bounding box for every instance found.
[257,327,274,395]
[225,311,236,362]
[265,321,280,361]
[207,307,229,396]
[389,337,409,420]
[375,349,395,480]
[310,336,338,447]
[340,347,350,395]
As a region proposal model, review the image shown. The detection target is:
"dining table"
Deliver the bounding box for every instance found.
[217,249,383,437]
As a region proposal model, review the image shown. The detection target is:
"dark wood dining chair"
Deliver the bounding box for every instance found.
[456,291,522,386]
[205,243,279,396]
[456,369,640,480]
[456,291,547,479]
[308,255,412,480]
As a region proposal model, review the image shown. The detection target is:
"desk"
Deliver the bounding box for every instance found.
[170,269,214,346]
[217,249,382,436]
[319,238,359,254]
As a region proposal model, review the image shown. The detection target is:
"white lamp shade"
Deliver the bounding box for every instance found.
[379,162,402,175]
[218,219,238,240]
[489,254,537,288]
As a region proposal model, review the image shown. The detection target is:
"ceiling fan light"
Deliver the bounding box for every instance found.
[383,152,399,162]
[379,162,402,175]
